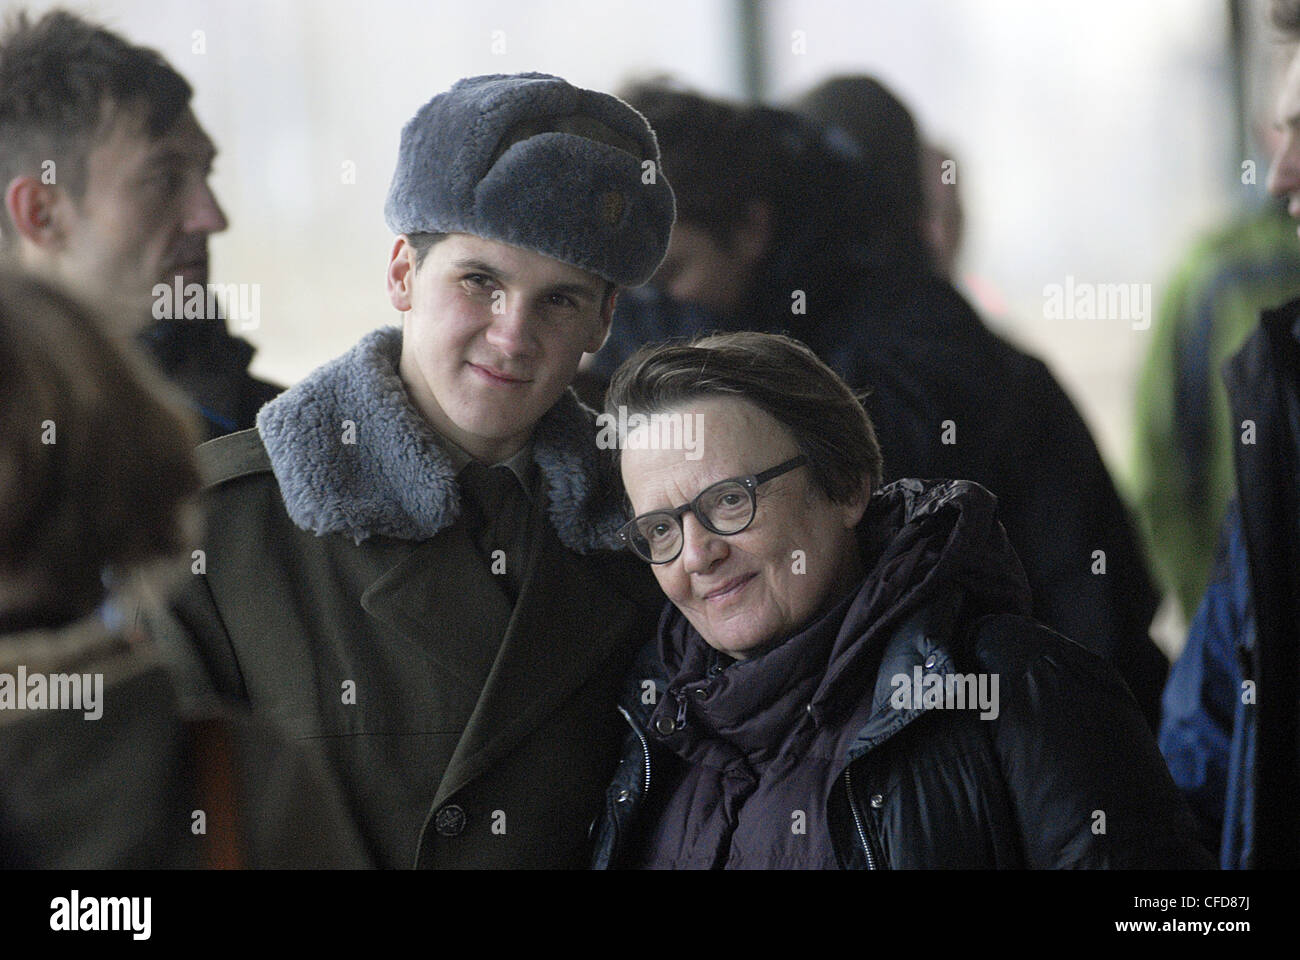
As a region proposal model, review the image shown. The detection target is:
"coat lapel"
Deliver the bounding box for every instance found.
[360,525,514,694]
[431,489,647,809]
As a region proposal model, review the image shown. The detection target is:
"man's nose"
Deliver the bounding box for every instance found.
[1267,134,1300,200]
[184,180,229,235]
[680,511,726,573]
[483,294,539,356]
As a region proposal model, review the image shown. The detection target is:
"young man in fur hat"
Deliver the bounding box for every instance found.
[153,73,675,869]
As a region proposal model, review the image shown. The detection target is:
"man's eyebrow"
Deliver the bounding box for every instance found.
[450,257,505,277]
[543,280,602,300]
[447,259,601,298]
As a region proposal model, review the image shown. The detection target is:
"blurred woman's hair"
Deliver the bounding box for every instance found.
[605,331,883,504]
[0,268,201,624]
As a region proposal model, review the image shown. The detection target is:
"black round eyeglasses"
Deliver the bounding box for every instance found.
[617,455,809,564]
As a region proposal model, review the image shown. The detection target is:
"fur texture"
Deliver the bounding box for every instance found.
[257,326,624,553]
[383,73,674,287]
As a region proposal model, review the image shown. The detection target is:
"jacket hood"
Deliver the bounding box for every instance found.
[815,477,1031,715]
[646,477,1032,736]
[256,325,626,551]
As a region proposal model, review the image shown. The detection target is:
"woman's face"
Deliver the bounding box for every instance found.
[621,396,868,660]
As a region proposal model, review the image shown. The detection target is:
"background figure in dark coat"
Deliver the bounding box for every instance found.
[1159,0,1300,871]
[0,269,367,868]
[1160,300,1300,870]
[0,11,281,440]
[584,79,1168,730]
[591,333,1212,869]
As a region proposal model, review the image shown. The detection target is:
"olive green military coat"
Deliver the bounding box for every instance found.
[152,327,662,869]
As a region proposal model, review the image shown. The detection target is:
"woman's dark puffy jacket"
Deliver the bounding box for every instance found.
[591,479,1215,869]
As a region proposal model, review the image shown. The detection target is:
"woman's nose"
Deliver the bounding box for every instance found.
[679,511,726,572]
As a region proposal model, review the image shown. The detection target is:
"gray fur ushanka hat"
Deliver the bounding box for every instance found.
[384,72,676,287]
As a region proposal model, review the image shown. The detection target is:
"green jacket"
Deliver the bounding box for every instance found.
[153,326,662,869]
[1133,201,1300,618]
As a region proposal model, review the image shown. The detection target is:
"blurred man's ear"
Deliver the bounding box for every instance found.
[386,235,417,312]
[732,200,773,267]
[5,176,65,251]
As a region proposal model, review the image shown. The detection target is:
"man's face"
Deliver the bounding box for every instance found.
[1267,47,1300,236]
[651,221,758,318]
[52,105,227,312]
[393,233,615,463]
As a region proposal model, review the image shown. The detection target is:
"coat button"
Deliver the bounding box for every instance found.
[870,794,884,809]
[923,654,937,669]
[654,715,677,736]
[434,804,466,836]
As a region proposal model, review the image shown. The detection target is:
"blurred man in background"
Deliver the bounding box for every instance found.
[1159,0,1300,870]
[0,10,279,439]
[1133,32,1300,623]
[587,78,1169,729]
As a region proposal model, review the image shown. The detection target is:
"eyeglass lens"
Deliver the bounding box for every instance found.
[632,479,754,562]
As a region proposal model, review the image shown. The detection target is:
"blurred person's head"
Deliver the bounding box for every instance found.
[607,331,881,660]
[1266,0,1300,230]
[619,80,869,324]
[0,10,226,323]
[381,73,674,463]
[922,143,964,279]
[793,75,935,274]
[0,269,202,632]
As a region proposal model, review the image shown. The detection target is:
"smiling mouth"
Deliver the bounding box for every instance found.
[702,573,756,602]
[470,362,531,385]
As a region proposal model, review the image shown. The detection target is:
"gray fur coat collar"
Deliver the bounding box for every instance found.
[256,326,623,553]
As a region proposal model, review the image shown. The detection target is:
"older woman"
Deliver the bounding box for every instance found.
[591,331,1213,869]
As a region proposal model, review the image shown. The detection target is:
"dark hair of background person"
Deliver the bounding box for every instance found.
[0,9,192,232]
[0,268,202,628]
[605,330,883,504]
[617,80,927,329]
[1274,0,1300,39]
[792,74,936,273]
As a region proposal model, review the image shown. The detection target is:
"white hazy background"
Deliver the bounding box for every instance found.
[15,0,1261,491]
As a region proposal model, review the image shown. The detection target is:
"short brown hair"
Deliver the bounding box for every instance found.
[0,268,201,619]
[0,10,192,215]
[604,331,883,503]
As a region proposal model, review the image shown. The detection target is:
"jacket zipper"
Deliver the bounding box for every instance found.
[843,765,875,870]
[617,704,651,796]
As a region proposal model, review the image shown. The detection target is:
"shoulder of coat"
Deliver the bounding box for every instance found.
[195,427,273,489]
[966,612,1112,685]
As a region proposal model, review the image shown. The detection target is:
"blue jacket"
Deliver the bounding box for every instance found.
[1159,501,1255,868]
